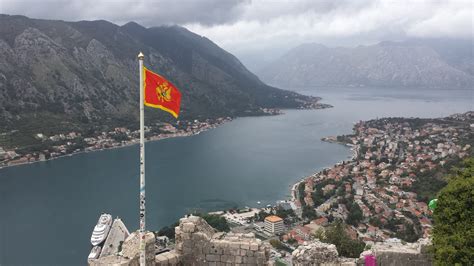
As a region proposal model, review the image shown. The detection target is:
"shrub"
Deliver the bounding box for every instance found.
[432,158,474,265]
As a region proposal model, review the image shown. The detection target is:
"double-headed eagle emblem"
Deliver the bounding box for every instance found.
[156,82,172,102]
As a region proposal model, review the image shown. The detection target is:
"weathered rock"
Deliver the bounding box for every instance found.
[121,231,155,265]
[359,238,433,266]
[292,240,340,265]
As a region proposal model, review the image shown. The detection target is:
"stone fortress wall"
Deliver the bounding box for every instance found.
[156,215,270,265]
[90,215,270,265]
[89,215,433,266]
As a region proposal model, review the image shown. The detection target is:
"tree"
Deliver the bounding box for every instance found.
[269,239,292,252]
[275,207,296,219]
[432,158,474,265]
[287,238,297,245]
[198,214,230,232]
[111,132,129,142]
[346,203,363,226]
[369,217,382,228]
[270,239,284,250]
[311,189,325,206]
[255,210,270,222]
[298,182,306,206]
[302,205,318,220]
[320,221,365,258]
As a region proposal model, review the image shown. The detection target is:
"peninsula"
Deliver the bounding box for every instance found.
[292,111,473,243]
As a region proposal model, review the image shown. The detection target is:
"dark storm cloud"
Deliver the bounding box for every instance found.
[1,0,247,26]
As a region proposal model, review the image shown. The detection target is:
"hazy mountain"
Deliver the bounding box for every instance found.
[258,40,474,89]
[0,14,317,136]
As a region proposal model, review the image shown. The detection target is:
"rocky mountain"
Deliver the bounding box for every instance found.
[258,40,474,89]
[0,15,317,143]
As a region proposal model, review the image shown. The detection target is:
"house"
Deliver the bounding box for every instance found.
[285,226,313,244]
[311,217,328,226]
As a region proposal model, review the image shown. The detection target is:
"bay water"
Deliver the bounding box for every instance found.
[0,87,472,265]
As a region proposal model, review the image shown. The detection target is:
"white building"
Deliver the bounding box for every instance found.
[264,215,284,235]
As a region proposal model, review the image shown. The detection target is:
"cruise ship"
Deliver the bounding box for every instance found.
[90,213,112,246]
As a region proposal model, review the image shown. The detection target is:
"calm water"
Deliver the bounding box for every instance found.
[0,87,472,265]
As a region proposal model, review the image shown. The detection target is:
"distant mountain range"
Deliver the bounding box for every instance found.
[258,40,474,89]
[0,14,317,137]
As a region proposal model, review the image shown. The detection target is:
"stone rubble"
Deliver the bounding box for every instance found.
[292,240,340,265]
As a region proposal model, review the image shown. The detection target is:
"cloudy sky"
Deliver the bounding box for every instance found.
[2,0,472,70]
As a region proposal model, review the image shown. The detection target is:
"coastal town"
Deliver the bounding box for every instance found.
[0,117,231,168]
[155,111,473,264]
[291,112,473,242]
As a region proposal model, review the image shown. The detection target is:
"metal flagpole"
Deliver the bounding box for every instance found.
[138,52,146,266]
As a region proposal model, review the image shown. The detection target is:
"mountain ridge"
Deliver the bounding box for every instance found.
[258,40,474,89]
[0,14,320,147]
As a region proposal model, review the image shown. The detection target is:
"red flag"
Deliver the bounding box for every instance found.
[143,67,182,118]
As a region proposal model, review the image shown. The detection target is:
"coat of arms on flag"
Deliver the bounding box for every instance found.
[143,67,182,118]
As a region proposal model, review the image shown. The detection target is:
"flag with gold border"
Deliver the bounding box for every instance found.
[143,67,182,118]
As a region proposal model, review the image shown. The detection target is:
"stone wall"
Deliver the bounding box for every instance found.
[359,238,433,266]
[174,216,270,265]
[292,238,433,266]
[89,215,432,266]
[155,250,182,265]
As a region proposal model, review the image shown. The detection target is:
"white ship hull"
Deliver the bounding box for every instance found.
[90,213,112,246]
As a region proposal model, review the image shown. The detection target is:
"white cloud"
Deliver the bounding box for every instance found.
[406,2,473,38]
[185,0,473,54]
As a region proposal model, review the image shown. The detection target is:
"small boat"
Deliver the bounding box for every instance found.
[88,246,102,259]
[90,213,112,246]
[257,201,261,204]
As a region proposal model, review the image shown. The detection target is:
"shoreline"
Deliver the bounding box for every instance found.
[1,101,333,171]
[0,119,231,171]
[287,137,357,206]
[257,140,354,216]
